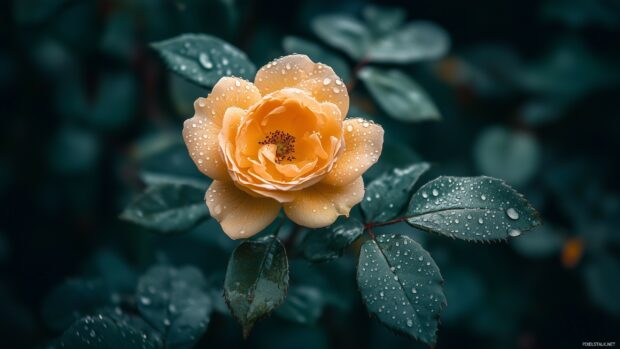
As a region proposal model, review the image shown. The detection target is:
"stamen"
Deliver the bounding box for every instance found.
[258,130,296,163]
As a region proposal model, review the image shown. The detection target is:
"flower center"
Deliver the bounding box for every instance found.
[258,130,296,163]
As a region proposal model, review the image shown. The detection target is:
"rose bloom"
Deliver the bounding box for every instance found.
[183,54,384,239]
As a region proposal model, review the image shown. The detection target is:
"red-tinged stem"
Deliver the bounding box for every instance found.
[363,217,409,239]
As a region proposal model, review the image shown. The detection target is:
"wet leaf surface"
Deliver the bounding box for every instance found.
[357,234,446,344]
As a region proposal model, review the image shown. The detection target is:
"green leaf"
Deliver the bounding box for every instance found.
[474,127,541,186]
[362,163,431,223]
[224,235,289,337]
[136,266,212,349]
[275,286,324,325]
[120,182,209,233]
[367,21,450,63]
[311,15,371,60]
[362,5,407,35]
[358,67,441,122]
[282,36,351,82]
[298,217,363,263]
[58,314,161,349]
[406,176,541,241]
[169,73,209,117]
[357,234,446,344]
[151,34,256,88]
[41,279,110,332]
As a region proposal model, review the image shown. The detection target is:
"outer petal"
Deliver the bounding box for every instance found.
[206,181,281,239]
[283,176,364,228]
[184,77,259,181]
[195,77,262,126]
[322,118,384,186]
[183,116,229,180]
[254,54,349,117]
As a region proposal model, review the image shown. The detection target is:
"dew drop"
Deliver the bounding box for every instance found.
[508,229,522,237]
[323,78,331,85]
[199,53,213,69]
[506,208,519,220]
[432,189,439,196]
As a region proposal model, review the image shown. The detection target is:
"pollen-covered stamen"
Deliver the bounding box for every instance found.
[258,130,296,163]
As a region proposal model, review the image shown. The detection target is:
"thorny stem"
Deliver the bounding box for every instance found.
[365,226,376,240]
[366,217,407,228]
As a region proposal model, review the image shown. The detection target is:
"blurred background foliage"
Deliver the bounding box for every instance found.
[1,0,620,348]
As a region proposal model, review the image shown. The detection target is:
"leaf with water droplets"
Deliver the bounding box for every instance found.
[297,217,363,263]
[58,314,161,349]
[362,163,431,223]
[357,234,446,345]
[120,181,209,233]
[367,21,450,63]
[406,176,541,241]
[224,235,289,337]
[136,266,212,349]
[282,36,351,82]
[358,67,441,122]
[311,15,372,60]
[151,34,256,88]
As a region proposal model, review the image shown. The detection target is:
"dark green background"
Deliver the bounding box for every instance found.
[1,0,619,348]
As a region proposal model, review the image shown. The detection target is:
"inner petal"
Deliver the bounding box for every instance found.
[229,89,344,189]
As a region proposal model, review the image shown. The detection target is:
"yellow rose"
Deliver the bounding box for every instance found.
[183,54,384,239]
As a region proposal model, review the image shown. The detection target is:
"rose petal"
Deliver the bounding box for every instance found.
[206,180,281,239]
[254,55,349,117]
[183,115,229,180]
[283,176,364,228]
[195,77,261,126]
[322,118,384,186]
